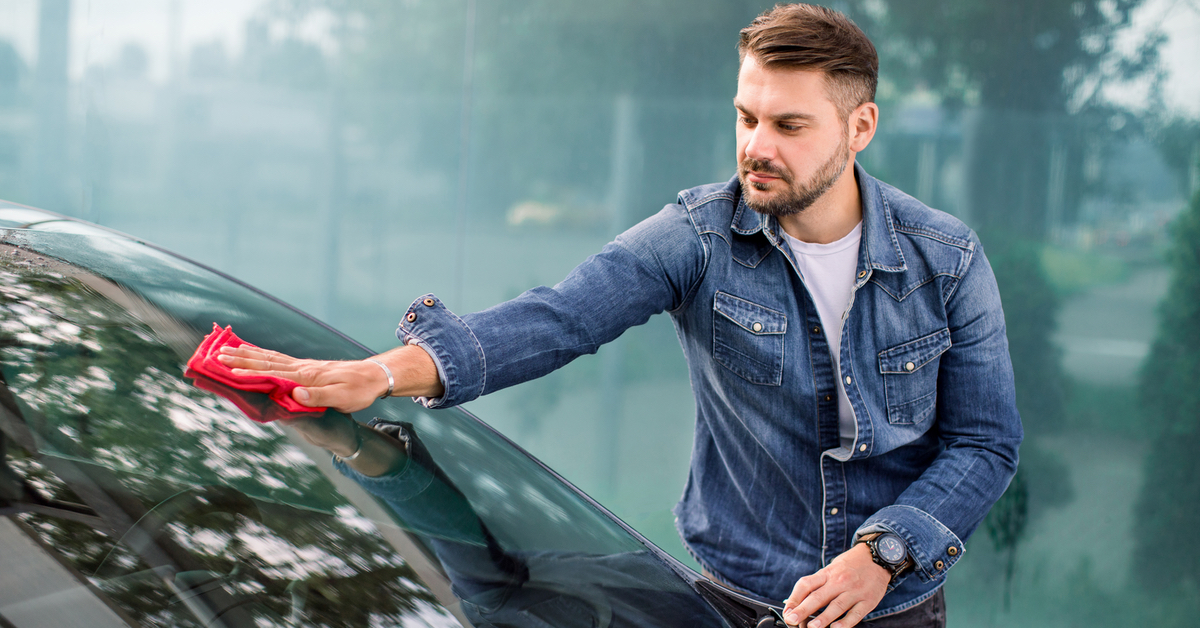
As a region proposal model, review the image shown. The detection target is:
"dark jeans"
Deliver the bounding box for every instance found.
[863,589,946,628]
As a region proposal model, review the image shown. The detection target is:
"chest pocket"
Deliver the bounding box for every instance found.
[878,328,951,425]
[712,291,786,386]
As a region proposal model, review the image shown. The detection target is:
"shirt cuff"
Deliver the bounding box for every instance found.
[855,505,964,587]
[405,336,448,408]
[396,294,485,408]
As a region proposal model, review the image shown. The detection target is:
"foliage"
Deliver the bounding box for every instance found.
[1062,380,1140,437]
[1135,189,1200,590]
[1039,246,1129,296]
[1151,116,1200,198]
[990,238,1068,433]
[851,0,1163,239]
[856,0,1160,112]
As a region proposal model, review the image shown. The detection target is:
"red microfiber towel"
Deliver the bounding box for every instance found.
[185,323,327,417]
[187,370,321,424]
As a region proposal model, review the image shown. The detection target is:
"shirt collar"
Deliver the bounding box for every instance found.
[729,162,907,273]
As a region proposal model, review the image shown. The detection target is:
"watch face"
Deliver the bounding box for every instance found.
[876,534,907,564]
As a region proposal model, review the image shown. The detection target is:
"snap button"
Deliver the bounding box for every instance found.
[858,443,867,452]
[857,270,867,279]
[830,508,838,515]
[845,376,852,385]
[947,546,958,556]
[752,322,763,332]
[812,326,821,334]
[905,361,916,372]
[825,395,833,402]
[406,312,417,322]
[423,298,435,307]
[935,560,945,571]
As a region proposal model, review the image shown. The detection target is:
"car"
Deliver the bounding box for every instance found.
[0,199,785,628]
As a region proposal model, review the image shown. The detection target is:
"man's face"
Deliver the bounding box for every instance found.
[735,55,852,217]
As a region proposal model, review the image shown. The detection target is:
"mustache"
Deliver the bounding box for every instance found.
[739,157,791,181]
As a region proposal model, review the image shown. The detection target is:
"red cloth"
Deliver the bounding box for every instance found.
[186,371,321,423]
[185,323,327,418]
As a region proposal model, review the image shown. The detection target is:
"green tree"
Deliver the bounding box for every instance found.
[1135,188,1200,596]
[855,0,1163,236]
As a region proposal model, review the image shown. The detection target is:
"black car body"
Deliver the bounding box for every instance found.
[0,201,781,628]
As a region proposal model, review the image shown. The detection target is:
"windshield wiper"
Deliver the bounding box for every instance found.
[696,578,791,628]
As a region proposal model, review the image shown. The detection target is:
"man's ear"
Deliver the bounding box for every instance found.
[849,102,879,153]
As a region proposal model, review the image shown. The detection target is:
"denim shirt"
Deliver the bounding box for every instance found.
[397,163,1022,618]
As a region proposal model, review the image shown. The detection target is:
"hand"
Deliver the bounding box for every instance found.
[216,344,443,413]
[782,543,890,628]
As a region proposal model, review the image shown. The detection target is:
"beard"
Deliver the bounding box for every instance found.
[739,134,850,217]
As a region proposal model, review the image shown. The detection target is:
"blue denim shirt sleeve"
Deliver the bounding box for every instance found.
[396,202,708,408]
[855,237,1022,587]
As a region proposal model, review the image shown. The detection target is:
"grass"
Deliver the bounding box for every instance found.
[1040,247,1130,296]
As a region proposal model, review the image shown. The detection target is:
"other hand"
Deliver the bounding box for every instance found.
[782,543,890,628]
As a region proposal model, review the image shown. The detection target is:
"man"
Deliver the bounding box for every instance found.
[220,4,1022,626]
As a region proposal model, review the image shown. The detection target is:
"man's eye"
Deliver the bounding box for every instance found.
[739,116,756,126]
[779,123,801,132]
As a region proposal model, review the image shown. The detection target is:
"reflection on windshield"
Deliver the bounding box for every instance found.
[0,241,454,626]
[263,411,721,628]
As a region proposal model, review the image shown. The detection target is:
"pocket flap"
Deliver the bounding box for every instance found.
[713,291,787,335]
[878,328,951,374]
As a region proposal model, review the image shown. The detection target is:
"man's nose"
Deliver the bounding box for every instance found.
[742,127,776,162]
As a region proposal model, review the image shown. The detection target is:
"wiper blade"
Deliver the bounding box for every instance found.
[695,578,790,628]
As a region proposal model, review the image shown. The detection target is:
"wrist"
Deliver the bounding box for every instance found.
[389,344,445,398]
[856,532,913,584]
[364,358,394,399]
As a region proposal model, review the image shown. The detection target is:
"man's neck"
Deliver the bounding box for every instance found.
[776,163,863,244]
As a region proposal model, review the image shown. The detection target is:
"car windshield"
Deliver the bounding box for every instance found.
[0,219,733,628]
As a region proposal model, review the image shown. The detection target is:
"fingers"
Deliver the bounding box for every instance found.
[290,382,367,413]
[218,346,301,373]
[289,361,383,413]
[784,549,889,628]
[783,573,826,625]
[215,348,387,413]
[829,603,872,628]
[806,595,854,628]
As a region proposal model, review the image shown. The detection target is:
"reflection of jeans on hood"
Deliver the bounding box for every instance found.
[332,420,527,604]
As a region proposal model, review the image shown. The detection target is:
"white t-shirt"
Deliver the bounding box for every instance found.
[782,222,863,450]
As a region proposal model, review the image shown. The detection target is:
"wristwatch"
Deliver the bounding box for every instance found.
[857,532,913,582]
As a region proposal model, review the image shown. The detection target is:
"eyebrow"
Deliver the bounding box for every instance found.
[733,99,818,122]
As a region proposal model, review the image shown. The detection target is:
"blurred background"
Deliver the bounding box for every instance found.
[0,0,1198,625]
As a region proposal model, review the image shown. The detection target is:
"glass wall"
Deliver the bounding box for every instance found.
[1,0,1198,625]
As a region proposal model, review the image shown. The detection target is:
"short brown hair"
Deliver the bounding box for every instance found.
[738,3,878,120]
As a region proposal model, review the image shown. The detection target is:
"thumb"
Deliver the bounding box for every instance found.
[293,386,318,406]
